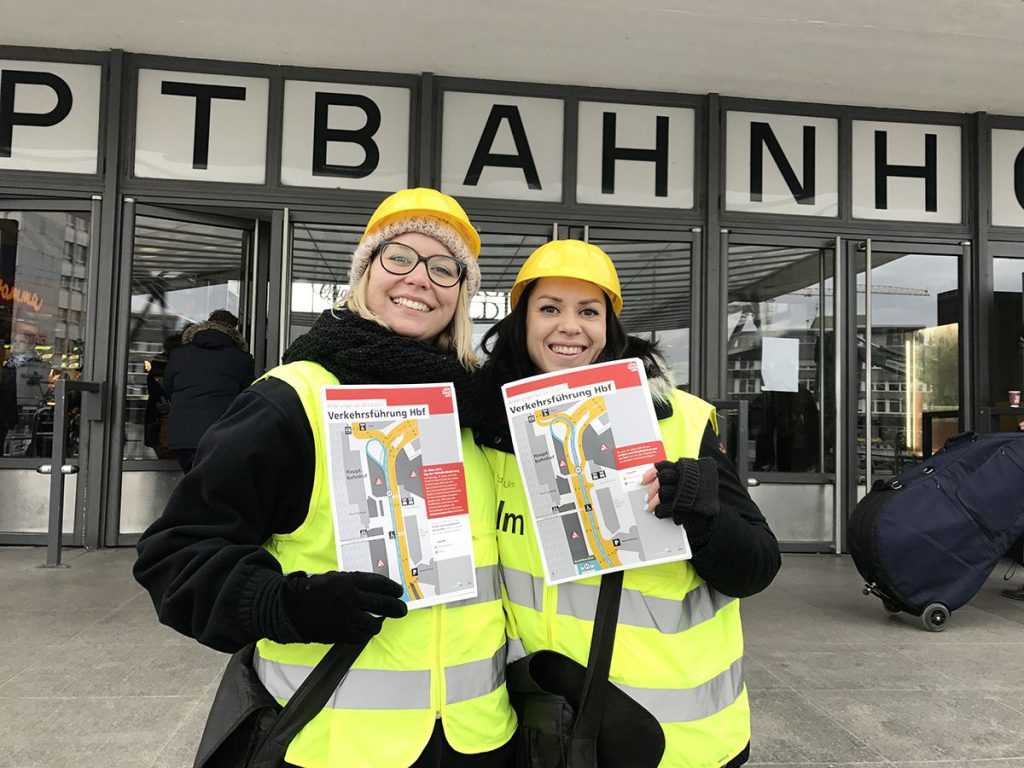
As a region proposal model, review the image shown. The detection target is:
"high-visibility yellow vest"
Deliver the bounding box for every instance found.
[488,389,749,768]
[255,361,516,768]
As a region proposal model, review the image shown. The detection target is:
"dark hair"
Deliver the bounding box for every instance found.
[163,332,183,354]
[208,309,239,329]
[478,280,628,425]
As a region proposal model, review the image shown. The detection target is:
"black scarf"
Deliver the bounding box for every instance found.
[282,309,482,428]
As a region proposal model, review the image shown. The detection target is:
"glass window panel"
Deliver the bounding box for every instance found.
[288,222,362,347]
[990,255,1024,408]
[857,251,960,469]
[474,231,551,349]
[726,244,834,474]
[0,211,90,459]
[124,216,247,460]
[588,237,692,387]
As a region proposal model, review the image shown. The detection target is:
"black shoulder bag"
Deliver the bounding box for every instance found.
[194,639,366,768]
[507,571,665,768]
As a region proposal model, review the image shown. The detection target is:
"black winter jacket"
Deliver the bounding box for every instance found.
[474,336,781,599]
[135,377,316,651]
[163,323,255,450]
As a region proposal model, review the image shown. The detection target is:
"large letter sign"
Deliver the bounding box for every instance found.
[852,120,961,223]
[0,60,100,174]
[134,69,268,183]
[441,92,563,202]
[991,129,1024,227]
[281,81,410,190]
[725,111,838,217]
[577,102,694,208]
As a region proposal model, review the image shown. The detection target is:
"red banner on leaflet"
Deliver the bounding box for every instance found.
[325,385,454,414]
[421,463,469,518]
[504,359,642,398]
[614,441,667,469]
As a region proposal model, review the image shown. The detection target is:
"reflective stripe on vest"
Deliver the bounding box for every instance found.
[256,644,507,709]
[507,637,527,664]
[444,645,507,705]
[502,564,737,634]
[450,564,500,607]
[613,658,744,724]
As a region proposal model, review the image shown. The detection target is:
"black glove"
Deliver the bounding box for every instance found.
[653,457,720,548]
[281,570,408,645]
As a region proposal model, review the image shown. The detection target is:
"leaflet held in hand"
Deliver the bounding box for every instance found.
[502,358,692,585]
[322,383,477,609]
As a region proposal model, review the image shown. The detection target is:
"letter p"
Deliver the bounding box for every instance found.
[0,70,73,158]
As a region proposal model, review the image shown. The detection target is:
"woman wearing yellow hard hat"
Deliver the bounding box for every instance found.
[135,189,516,767]
[476,240,781,767]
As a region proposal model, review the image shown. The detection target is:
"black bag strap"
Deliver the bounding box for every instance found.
[571,570,624,742]
[249,639,367,764]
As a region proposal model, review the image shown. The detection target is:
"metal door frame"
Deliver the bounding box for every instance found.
[720,231,840,551]
[107,200,270,545]
[0,197,103,546]
[839,237,970,552]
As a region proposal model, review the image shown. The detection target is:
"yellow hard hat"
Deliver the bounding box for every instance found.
[511,240,623,315]
[360,188,480,259]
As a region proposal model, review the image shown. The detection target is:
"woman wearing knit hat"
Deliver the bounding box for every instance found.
[134,189,516,767]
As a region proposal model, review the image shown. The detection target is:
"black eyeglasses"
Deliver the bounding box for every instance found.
[375,242,466,288]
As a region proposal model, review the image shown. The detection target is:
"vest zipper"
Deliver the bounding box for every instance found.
[544,583,557,649]
[434,604,444,718]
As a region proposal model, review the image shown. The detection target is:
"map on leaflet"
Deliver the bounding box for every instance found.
[322,384,477,609]
[502,359,692,585]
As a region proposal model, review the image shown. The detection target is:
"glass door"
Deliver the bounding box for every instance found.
[286,216,365,350]
[847,240,965,513]
[724,234,838,550]
[116,204,262,539]
[473,221,557,343]
[584,226,698,388]
[0,199,100,543]
[986,243,1024,431]
[284,215,556,363]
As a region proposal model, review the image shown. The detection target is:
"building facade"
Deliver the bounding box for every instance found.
[2,46,1023,553]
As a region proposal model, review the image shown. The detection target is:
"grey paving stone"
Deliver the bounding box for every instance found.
[804,690,1024,762]
[0,641,227,698]
[0,607,110,644]
[0,695,194,767]
[72,591,197,646]
[743,653,795,692]
[747,690,885,764]
[741,596,879,647]
[888,642,1024,694]
[747,642,965,692]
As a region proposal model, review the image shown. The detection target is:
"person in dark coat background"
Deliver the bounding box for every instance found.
[163,309,254,472]
[143,331,182,459]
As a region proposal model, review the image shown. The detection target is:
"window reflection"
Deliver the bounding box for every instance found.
[858,252,959,468]
[0,211,89,459]
[590,238,692,388]
[124,217,247,460]
[990,255,1024,412]
[288,223,361,347]
[727,245,834,474]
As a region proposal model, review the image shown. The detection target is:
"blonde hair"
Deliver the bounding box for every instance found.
[338,262,479,370]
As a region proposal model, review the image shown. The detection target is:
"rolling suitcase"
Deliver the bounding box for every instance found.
[848,431,1024,631]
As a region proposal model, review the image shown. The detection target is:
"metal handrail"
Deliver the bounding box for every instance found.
[36,378,103,568]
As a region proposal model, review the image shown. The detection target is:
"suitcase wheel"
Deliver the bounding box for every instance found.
[920,603,950,632]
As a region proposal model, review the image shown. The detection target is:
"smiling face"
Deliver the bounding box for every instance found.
[525,276,608,373]
[364,231,462,344]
